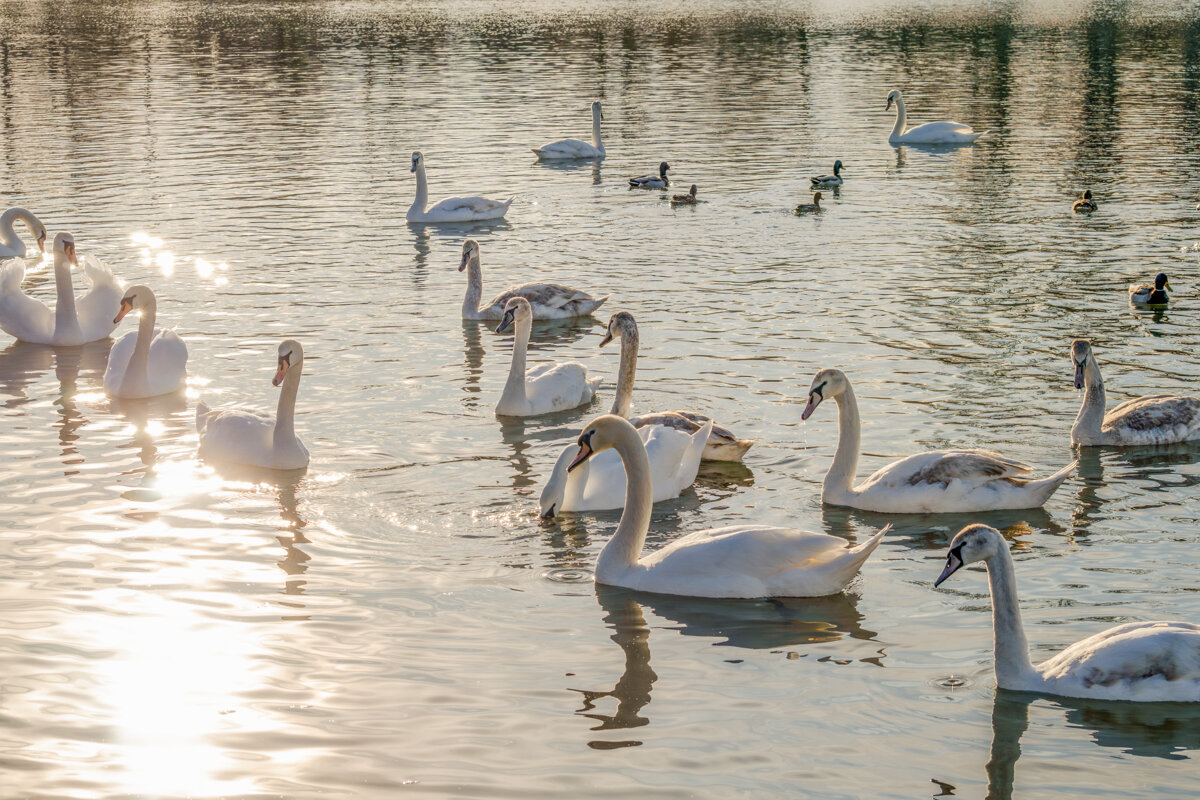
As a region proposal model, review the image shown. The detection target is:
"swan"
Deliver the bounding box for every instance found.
[566,414,889,598]
[103,285,188,398]
[601,311,753,461]
[670,185,698,205]
[532,101,605,160]
[407,151,513,223]
[795,192,823,214]
[539,417,710,517]
[935,524,1200,702]
[811,160,844,187]
[1072,190,1098,213]
[0,207,47,258]
[495,297,601,417]
[1070,339,1200,446]
[886,90,986,145]
[1129,273,1170,306]
[801,368,1076,513]
[196,339,309,470]
[629,162,670,189]
[458,239,608,320]
[0,232,122,346]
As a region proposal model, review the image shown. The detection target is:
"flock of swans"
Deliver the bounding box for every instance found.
[1,87,1198,704]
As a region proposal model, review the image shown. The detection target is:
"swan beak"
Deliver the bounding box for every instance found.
[886,98,893,111]
[36,231,46,253]
[599,330,614,347]
[64,242,77,266]
[540,503,556,520]
[934,553,963,588]
[496,310,515,334]
[1074,362,1084,390]
[800,393,821,420]
[273,357,290,387]
[567,442,593,472]
[113,298,133,325]
[458,252,469,272]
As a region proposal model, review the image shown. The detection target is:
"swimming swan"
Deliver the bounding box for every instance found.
[103,284,188,398]
[566,414,889,598]
[0,207,47,258]
[458,239,608,320]
[532,101,605,160]
[495,297,601,417]
[196,339,310,470]
[407,151,513,223]
[886,90,986,145]
[935,524,1200,702]
[801,368,1076,513]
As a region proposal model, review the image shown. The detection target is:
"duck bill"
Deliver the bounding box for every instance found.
[567,442,593,472]
[1165,280,1173,292]
[800,394,821,421]
[934,554,963,588]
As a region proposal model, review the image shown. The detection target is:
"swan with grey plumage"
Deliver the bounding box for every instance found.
[457,239,607,320]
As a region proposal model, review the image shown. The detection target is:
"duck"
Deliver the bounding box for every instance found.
[600,311,753,461]
[810,160,844,187]
[886,90,986,145]
[0,232,122,346]
[1128,273,1170,306]
[196,339,310,470]
[532,101,605,160]
[935,524,1200,702]
[801,368,1076,513]
[670,185,698,205]
[103,285,188,398]
[1072,190,1098,214]
[1069,339,1200,446]
[564,414,889,598]
[494,297,601,417]
[457,239,608,321]
[0,207,47,259]
[539,417,710,517]
[407,151,513,223]
[795,192,823,214]
[629,162,670,189]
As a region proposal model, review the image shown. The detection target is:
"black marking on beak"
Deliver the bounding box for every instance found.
[496,309,515,334]
[934,544,965,588]
[541,503,556,520]
[568,430,595,472]
[599,329,614,347]
[1074,358,1086,390]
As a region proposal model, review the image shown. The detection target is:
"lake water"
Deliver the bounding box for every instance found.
[2,1,1199,797]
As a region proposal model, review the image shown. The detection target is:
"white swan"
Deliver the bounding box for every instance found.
[196,339,309,470]
[801,368,1076,513]
[495,297,601,417]
[1070,339,1200,446]
[0,232,122,346]
[935,524,1200,702]
[103,285,188,398]
[0,207,47,258]
[629,162,670,189]
[532,101,605,160]
[601,311,753,461]
[539,418,710,517]
[407,151,512,223]
[886,90,986,145]
[458,239,608,320]
[566,414,889,598]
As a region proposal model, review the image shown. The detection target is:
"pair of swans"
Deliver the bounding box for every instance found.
[1128,273,1170,306]
[886,90,986,146]
[0,232,122,346]
[0,207,47,258]
[494,297,600,417]
[103,285,188,398]
[458,239,607,320]
[532,101,605,160]
[407,151,512,223]
[1071,340,1200,446]
[197,339,309,470]
[802,369,1076,513]
[936,524,1200,702]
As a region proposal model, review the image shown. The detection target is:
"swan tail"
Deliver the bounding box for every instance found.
[196,401,211,433]
[703,437,755,462]
[681,419,713,486]
[0,258,25,294]
[850,524,891,557]
[971,130,990,141]
[1021,460,1078,505]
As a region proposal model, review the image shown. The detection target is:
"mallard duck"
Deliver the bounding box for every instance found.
[1072,190,1097,214]
[670,185,698,205]
[810,160,844,187]
[1128,273,1171,306]
[795,192,822,214]
[629,162,670,189]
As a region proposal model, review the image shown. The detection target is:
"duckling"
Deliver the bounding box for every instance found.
[670,185,698,205]
[810,160,844,187]
[1129,273,1171,306]
[795,191,823,214]
[1072,189,1097,213]
[629,161,670,189]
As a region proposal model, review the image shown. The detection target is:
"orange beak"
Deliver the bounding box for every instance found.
[113,299,133,325]
[37,231,46,253]
[273,358,288,387]
[64,242,78,266]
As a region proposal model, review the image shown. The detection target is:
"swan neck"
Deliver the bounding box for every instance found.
[0,208,38,248]
[125,299,157,392]
[596,423,654,581]
[592,108,604,151]
[53,254,81,337]
[274,358,302,444]
[826,387,862,497]
[891,95,906,140]
[1072,359,1106,441]
[984,546,1037,688]
[500,315,530,409]
[463,254,483,316]
[410,164,429,216]
[610,330,638,418]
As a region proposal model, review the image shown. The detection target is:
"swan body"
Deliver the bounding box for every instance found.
[1072,190,1098,214]
[458,239,608,320]
[1070,339,1200,446]
[629,162,670,189]
[567,415,888,598]
[670,185,698,205]
[196,339,309,470]
[886,90,986,145]
[0,233,122,346]
[936,525,1200,702]
[802,368,1075,513]
[539,419,710,516]
[495,297,600,417]
[407,151,512,223]
[1129,273,1170,306]
[601,311,753,461]
[532,101,605,160]
[795,192,823,214]
[0,208,47,258]
[811,160,844,187]
[103,285,187,398]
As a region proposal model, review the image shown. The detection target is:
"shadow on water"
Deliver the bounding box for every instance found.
[819,504,1065,551]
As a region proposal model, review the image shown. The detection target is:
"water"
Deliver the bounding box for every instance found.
[2,1,1200,796]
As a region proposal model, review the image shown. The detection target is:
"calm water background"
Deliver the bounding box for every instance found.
[2,0,1200,797]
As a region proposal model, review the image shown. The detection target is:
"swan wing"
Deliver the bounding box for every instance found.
[526,361,595,412]
[1103,395,1200,440]
[146,329,189,395]
[197,405,276,463]
[484,283,597,314]
[102,329,138,392]
[534,139,601,158]
[427,196,513,215]
[861,449,1031,490]
[75,255,122,341]
[1038,622,1200,700]
[0,258,55,343]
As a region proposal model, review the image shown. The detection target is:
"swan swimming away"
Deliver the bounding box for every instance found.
[629,162,670,189]
[494,296,601,417]
[801,368,1076,513]
[0,207,47,259]
[407,151,513,223]
[935,524,1200,702]
[103,284,188,398]
[0,232,122,346]
[1128,273,1170,306]
[532,101,605,160]
[566,414,889,598]
[1070,339,1200,446]
[458,239,608,320]
[196,339,310,470]
[886,90,986,145]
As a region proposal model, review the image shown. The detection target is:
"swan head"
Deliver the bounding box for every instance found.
[591,100,603,120]
[801,368,850,420]
[599,311,636,348]
[659,161,670,178]
[1071,339,1094,390]
[410,151,423,173]
[495,296,532,334]
[52,232,78,266]
[567,414,633,472]
[1154,273,1171,291]
[34,224,47,253]
[934,524,1004,587]
[539,443,580,520]
[114,284,154,324]
[273,339,304,387]
[459,239,479,272]
[886,90,901,110]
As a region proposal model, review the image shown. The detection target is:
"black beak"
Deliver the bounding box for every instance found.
[496,311,515,334]
[459,252,469,272]
[541,504,556,520]
[934,554,963,588]
[1074,361,1084,390]
[599,330,614,347]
